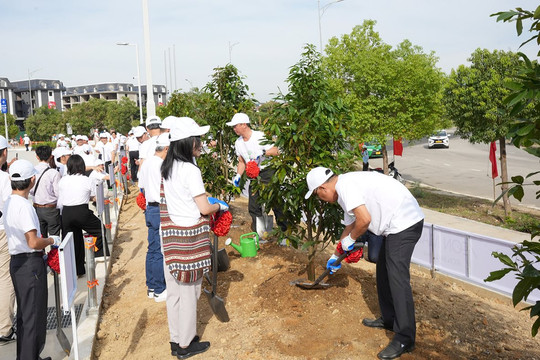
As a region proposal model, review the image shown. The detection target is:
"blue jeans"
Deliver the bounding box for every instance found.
[145,205,165,293]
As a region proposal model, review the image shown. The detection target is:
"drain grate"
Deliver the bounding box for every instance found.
[46,304,84,330]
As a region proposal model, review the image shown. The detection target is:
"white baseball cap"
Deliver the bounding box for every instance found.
[133,126,147,138]
[169,117,210,141]
[161,116,178,130]
[58,134,65,138]
[0,135,8,149]
[304,167,334,199]
[146,115,162,127]
[54,147,72,159]
[226,113,250,126]
[94,159,104,166]
[156,133,171,147]
[9,159,38,181]
[99,132,109,138]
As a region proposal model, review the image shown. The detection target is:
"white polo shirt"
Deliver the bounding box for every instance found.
[138,155,163,204]
[335,171,424,236]
[4,194,41,255]
[138,136,158,160]
[0,171,12,231]
[234,130,273,169]
[126,136,140,152]
[57,174,96,209]
[162,161,206,227]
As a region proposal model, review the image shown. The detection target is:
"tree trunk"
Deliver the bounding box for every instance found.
[499,137,512,217]
[382,144,389,174]
[307,246,316,281]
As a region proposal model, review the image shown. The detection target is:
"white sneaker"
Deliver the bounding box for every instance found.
[154,290,167,302]
[147,289,154,299]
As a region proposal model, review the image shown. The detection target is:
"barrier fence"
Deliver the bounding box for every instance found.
[412,223,540,303]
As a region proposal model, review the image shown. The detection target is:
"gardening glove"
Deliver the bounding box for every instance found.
[50,235,62,248]
[208,197,229,212]
[233,174,241,187]
[340,234,355,252]
[326,254,341,274]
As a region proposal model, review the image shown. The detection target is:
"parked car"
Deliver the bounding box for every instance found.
[428,130,449,149]
[365,142,383,158]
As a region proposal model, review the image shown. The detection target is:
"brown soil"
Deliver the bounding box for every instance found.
[92,190,540,360]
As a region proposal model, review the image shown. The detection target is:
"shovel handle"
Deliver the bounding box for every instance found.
[310,241,364,287]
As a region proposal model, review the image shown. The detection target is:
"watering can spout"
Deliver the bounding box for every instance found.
[225,238,244,256]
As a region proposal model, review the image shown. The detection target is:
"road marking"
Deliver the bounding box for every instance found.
[444,163,451,167]
[470,168,481,172]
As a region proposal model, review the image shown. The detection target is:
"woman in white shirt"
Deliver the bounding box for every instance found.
[160,118,228,359]
[58,155,108,276]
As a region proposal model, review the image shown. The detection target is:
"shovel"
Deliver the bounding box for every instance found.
[53,272,71,355]
[256,205,273,241]
[293,242,364,290]
[203,233,230,322]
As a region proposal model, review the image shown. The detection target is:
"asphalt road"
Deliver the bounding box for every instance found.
[369,135,540,209]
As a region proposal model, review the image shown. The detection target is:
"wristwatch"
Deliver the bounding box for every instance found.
[262,149,266,156]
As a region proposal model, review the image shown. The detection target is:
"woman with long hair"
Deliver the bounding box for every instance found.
[160,117,228,359]
[58,154,108,276]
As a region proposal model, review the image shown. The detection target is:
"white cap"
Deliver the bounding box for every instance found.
[54,147,72,159]
[146,115,162,127]
[133,126,147,138]
[82,135,89,141]
[169,117,210,141]
[156,133,171,147]
[0,135,7,149]
[128,128,134,135]
[226,113,250,126]
[9,160,38,181]
[304,167,334,199]
[161,116,178,130]
[94,159,104,166]
[99,132,109,138]
[58,134,65,138]
[76,135,84,141]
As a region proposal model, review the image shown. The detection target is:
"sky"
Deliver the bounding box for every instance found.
[2,1,538,102]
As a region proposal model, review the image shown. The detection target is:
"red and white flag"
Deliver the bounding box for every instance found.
[393,137,403,156]
[489,141,498,179]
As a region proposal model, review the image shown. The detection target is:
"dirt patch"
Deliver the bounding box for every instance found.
[92,190,540,360]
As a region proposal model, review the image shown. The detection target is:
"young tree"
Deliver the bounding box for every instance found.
[443,49,522,216]
[324,21,446,172]
[258,44,354,280]
[0,113,22,140]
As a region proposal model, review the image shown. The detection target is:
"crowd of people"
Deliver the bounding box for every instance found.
[0,112,424,360]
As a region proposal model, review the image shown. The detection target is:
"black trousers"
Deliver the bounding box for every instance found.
[129,151,139,181]
[10,253,48,360]
[62,204,107,276]
[248,167,287,232]
[376,219,424,345]
[35,207,61,237]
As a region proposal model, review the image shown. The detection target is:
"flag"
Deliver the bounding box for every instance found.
[393,137,403,156]
[489,141,498,179]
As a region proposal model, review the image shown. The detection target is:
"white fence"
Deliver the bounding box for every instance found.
[412,223,540,303]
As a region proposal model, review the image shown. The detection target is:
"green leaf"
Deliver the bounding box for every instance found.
[532,316,540,337]
[492,252,517,268]
[534,6,540,19]
[513,278,532,306]
[511,175,525,185]
[484,268,513,282]
[517,17,524,35]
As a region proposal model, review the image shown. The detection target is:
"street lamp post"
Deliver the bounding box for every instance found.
[228,41,239,63]
[142,0,156,117]
[318,0,344,52]
[117,42,144,124]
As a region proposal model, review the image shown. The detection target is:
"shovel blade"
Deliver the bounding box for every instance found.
[292,279,332,290]
[56,328,71,355]
[203,289,230,322]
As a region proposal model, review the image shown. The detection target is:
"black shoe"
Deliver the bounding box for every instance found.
[362,317,392,330]
[176,341,210,359]
[377,339,415,359]
[0,327,16,345]
[170,336,200,356]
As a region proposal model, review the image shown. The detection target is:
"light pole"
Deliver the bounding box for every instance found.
[142,0,156,117]
[27,68,41,117]
[117,42,144,124]
[318,0,344,52]
[228,41,239,63]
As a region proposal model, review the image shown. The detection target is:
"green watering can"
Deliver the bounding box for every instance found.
[225,232,259,257]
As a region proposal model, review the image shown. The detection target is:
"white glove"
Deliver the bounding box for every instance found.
[50,235,62,247]
[340,234,355,252]
[233,174,241,187]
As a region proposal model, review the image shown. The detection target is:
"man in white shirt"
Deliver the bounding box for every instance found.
[304,167,425,359]
[138,116,163,166]
[56,134,68,148]
[23,134,31,151]
[95,133,116,188]
[53,147,72,177]
[138,133,169,302]
[126,128,140,182]
[0,136,15,345]
[226,113,286,235]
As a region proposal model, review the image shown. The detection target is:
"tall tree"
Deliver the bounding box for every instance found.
[258,44,354,280]
[324,20,446,171]
[24,106,65,141]
[105,97,139,134]
[443,49,521,216]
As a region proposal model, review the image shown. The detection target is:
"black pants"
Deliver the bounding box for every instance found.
[62,204,108,276]
[376,219,424,345]
[363,161,369,171]
[248,167,287,232]
[104,161,112,188]
[129,151,139,181]
[10,253,48,360]
[35,206,61,237]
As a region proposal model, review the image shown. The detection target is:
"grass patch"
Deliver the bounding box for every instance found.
[407,183,539,235]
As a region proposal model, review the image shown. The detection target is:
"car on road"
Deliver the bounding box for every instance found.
[428,130,449,149]
[365,142,383,158]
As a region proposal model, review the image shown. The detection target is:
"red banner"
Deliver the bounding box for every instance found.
[489,141,498,179]
[393,137,403,156]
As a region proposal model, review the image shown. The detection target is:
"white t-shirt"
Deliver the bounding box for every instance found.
[95,141,115,162]
[57,174,96,209]
[138,155,163,204]
[138,136,158,160]
[163,161,205,227]
[56,139,68,148]
[23,136,30,145]
[4,194,41,255]
[126,136,140,152]
[0,171,12,231]
[335,172,424,236]
[89,170,107,182]
[234,130,273,169]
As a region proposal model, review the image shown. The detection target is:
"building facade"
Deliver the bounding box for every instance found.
[10,79,66,119]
